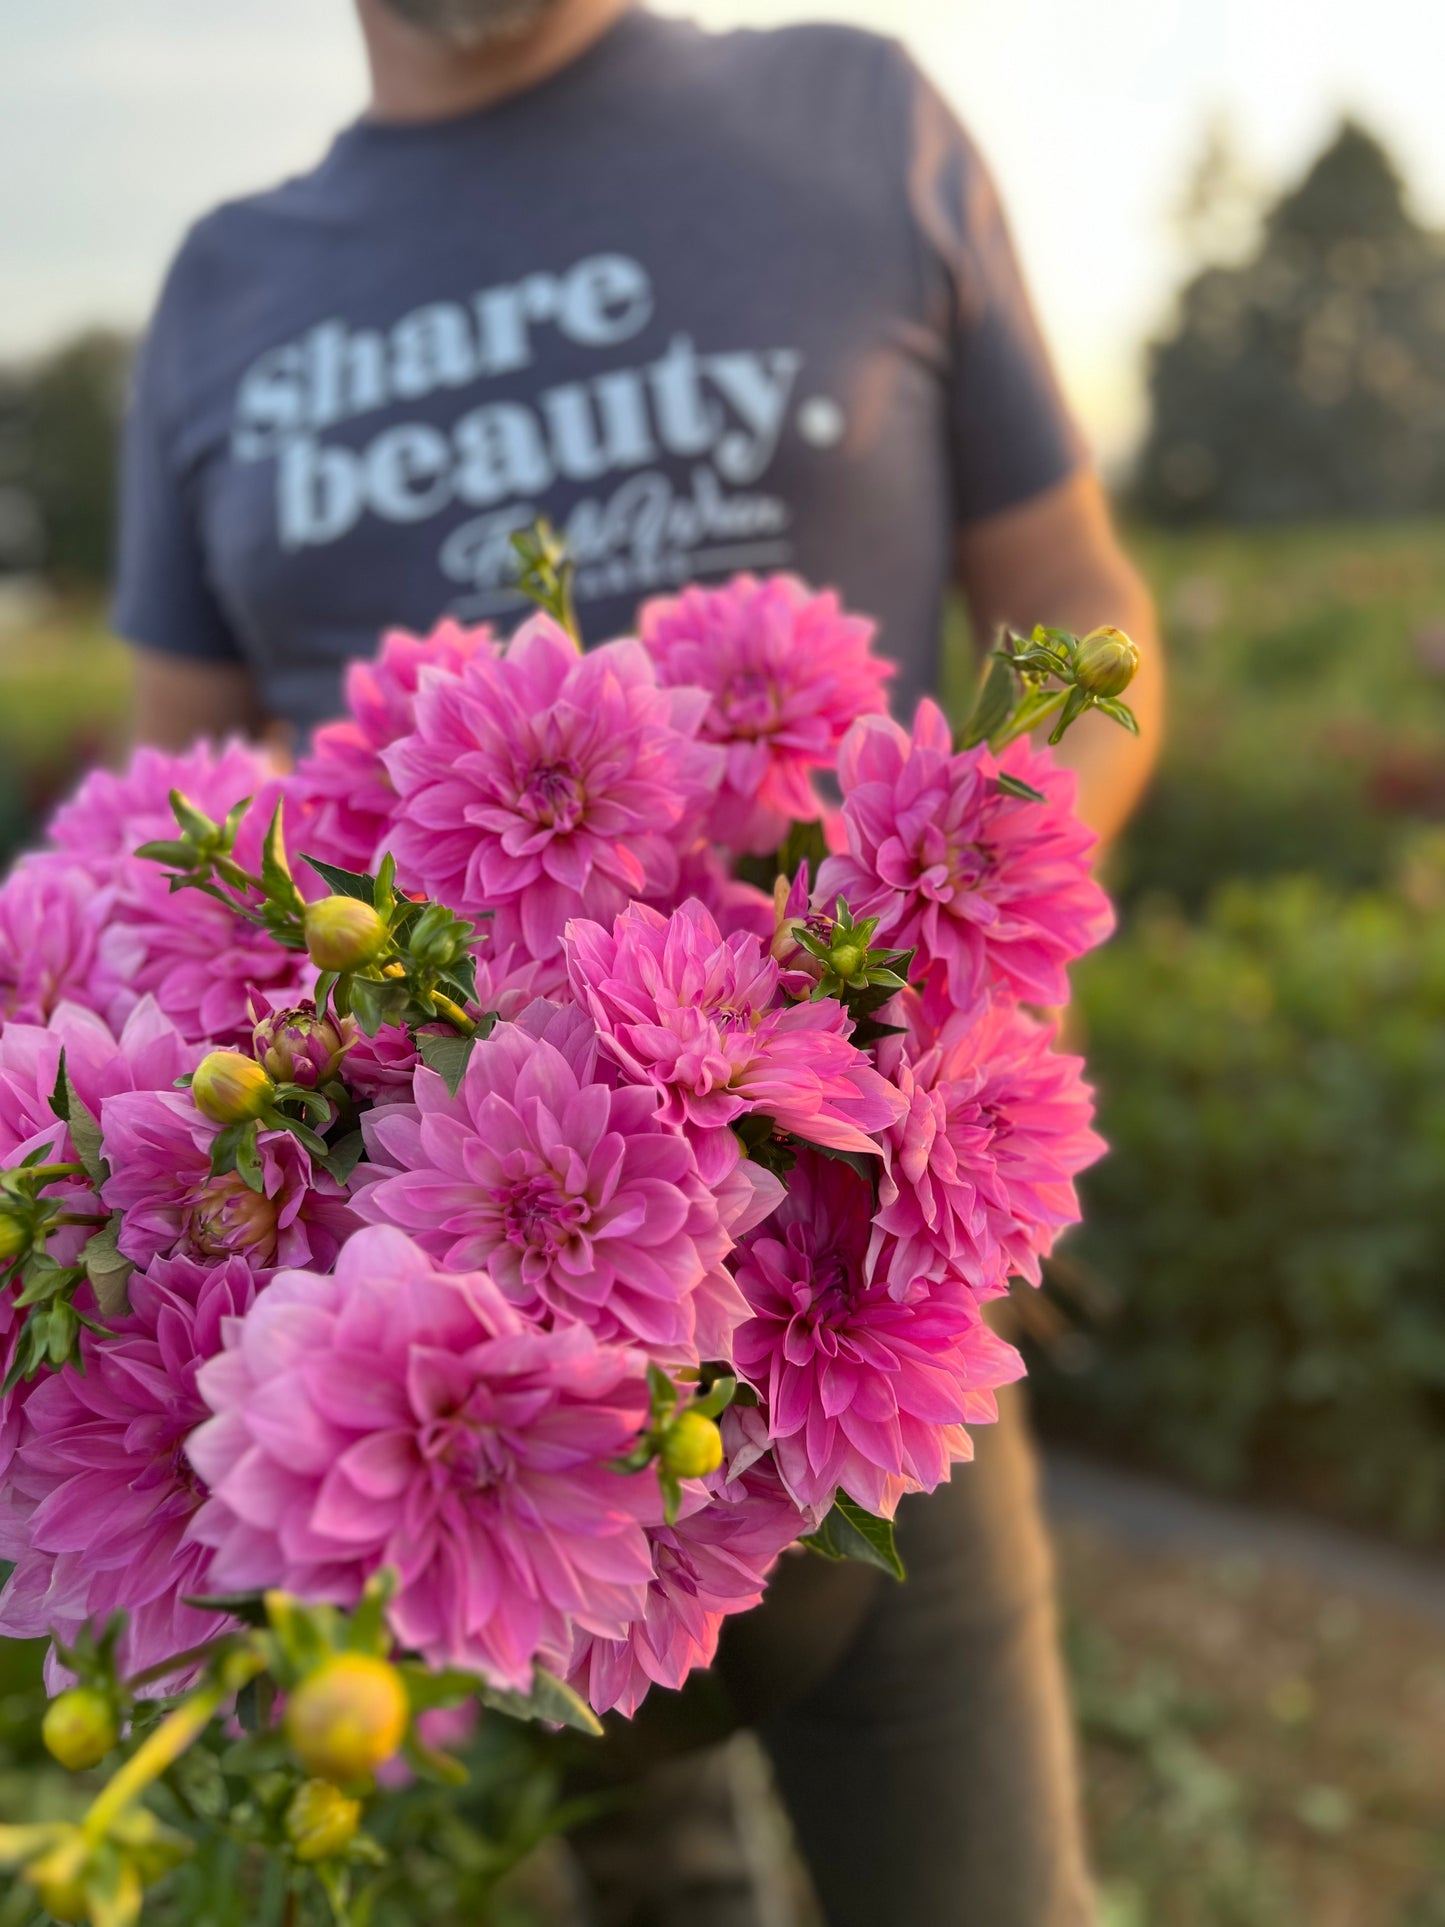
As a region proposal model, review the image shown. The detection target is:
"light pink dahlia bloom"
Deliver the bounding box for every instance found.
[100,1087,355,1273]
[187,1225,660,1690]
[0,1254,259,1688]
[873,997,1105,1298]
[641,575,892,856]
[565,900,904,1185]
[570,1439,805,1716]
[383,616,722,976]
[289,619,496,876]
[731,1152,1024,1518]
[0,854,118,1026]
[817,699,1113,1012]
[353,1002,741,1363]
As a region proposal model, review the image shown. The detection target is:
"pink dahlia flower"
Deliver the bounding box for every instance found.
[0,1254,258,1687]
[731,1152,1024,1518]
[354,1002,740,1362]
[873,997,1105,1297]
[0,855,118,1026]
[187,1225,660,1690]
[565,900,904,1185]
[289,619,496,876]
[0,999,195,1271]
[641,575,892,856]
[100,1087,355,1273]
[383,616,721,976]
[817,699,1113,1012]
[570,1440,805,1716]
[47,740,271,866]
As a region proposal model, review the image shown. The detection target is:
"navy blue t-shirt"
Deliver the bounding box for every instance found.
[114,7,1084,736]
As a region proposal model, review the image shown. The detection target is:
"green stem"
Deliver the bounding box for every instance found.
[430,993,477,1036]
[22,1163,85,1186]
[992,686,1068,750]
[123,1637,233,1695]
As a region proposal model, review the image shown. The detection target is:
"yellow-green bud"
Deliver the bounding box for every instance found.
[830,942,866,980]
[42,1687,117,1771]
[191,1050,275,1125]
[1073,626,1140,699]
[303,896,389,973]
[285,1653,408,1783]
[0,1209,30,1263]
[23,1837,90,1923]
[660,1409,724,1480]
[285,1778,363,1862]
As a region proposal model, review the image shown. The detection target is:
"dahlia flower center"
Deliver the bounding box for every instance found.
[519,757,585,831]
[189,1173,279,1261]
[495,1172,587,1257]
[720,669,781,738]
[420,1410,515,1492]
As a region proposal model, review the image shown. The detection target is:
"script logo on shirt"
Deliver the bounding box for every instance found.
[228,252,839,612]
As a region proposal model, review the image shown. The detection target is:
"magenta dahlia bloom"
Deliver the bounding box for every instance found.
[570,1440,805,1716]
[817,699,1113,1012]
[0,999,195,1271]
[0,1255,258,1687]
[873,997,1105,1297]
[354,1002,740,1362]
[641,575,892,856]
[289,619,496,876]
[731,1152,1024,1518]
[47,740,272,865]
[187,1225,659,1690]
[0,855,119,1026]
[100,1087,355,1273]
[383,616,722,975]
[565,900,904,1185]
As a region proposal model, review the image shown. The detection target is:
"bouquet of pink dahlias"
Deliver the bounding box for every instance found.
[0,530,1138,1926]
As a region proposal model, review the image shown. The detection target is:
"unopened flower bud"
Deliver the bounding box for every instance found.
[285,1653,408,1783]
[42,1687,117,1771]
[192,1050,275,1125]
[192,1173,279,1263]
[830,941,866,980]
[660,1409,724,1480]
[304,896,389,973]
[1074,626,1140,699]
[0,1208,31,1264]
[23,1837,90,1923]
[253,1003,355,1089]
[285,1778,363,1862]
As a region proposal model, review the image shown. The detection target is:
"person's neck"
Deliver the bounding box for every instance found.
[357,0,635,124]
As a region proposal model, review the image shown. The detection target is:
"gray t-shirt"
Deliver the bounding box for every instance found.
[114,7,1084,735]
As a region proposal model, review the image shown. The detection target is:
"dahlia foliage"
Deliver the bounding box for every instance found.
[0,560,1134,1922]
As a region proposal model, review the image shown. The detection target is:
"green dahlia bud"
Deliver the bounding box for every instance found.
[1073,626,1140,699]
[0,1207,32,1264]
[27,1859,89,1924]
[285,1778,363,1862]
[304,896,390,973]
[660,1409,724,1480]
[285,1653,409,1782]
[42,1686,117,1771]
[829,941,866,980]
[191,1049,275,1125]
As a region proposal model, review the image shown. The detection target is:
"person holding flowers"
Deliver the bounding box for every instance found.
[68,1,1165,1923]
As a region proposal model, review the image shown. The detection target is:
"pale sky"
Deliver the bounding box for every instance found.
[2,0,1440,460]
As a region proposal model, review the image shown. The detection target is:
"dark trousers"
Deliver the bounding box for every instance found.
[576,1387,1096,1927]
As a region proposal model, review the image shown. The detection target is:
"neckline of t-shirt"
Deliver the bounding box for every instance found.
[335,4,677,148]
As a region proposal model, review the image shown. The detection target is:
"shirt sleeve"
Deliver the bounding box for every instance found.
[897,55,1090,524]
[111,260,244,664]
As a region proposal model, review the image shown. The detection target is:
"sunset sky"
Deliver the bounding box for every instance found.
[3,0,1439,460]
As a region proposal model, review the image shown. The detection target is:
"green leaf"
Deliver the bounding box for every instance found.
[317,1129,366,1186]
[1093,695,1141,736]
[961,650,1017,749]
[49,1050,107,1187]
[1047,683,1093,746]
[302,855,379,902]
[260,801,305,915]
[134,838,201,870]
[397,1661,485,1714]
[82,1216,134,1319]
[477,1665,604,1737]
[169,788,223,844]
[234,1120,264,1194]
[182,1590,270,1627]
[804,1494,906,1579]
[775,816,829,885]
[417,1031,478,1098]
[995,771,1048,804]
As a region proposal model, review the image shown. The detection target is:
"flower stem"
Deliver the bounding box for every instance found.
[430,993,476,1036]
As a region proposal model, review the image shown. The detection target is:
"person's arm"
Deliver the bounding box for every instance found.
[131,649,272,752]
[955,469,1162,844]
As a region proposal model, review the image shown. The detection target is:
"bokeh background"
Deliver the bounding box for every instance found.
[4,4,1445,1923]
